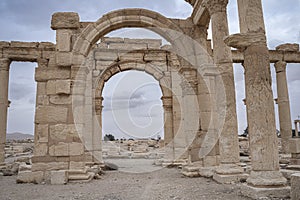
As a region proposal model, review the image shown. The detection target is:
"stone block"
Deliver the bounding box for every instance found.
[144,51,166,61]
[34,143,48,156]
[56,52,72,66]
[240,184,290,199]
[119,52,144,61]
[10,41,39,48]
[37,95,49,105]
[50,170,68,185]
[109,43,147,50]
[51,12,80,30]
[35,106,68,123]
[49,142,69,156]
[290,138,300,153]
[32,162,68,172]
[69,142,84,156]
[56,29,72,52]
[35,68,70,82]
[291,173,300,200]
[94,51,118,61]
[49,124,80,142]
[70,161,85,170]
[16,171,44,184]
[49,95,71,105]
[276,43,299,52]
[36,124,49,143]
[47,80,71,95]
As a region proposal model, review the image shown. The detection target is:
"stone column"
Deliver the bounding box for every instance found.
[274,61,292,153]
[295,121,299,137]
[202,0,244,183]
[93,96,104,164]
[0,58,10,163]
[225,0,288,197]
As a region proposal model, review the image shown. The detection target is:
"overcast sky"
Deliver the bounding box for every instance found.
[1,0,299,138]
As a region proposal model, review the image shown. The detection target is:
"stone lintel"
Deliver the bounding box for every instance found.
[232,50,300,63]
[224,31,266,50]
[51,12,80,30]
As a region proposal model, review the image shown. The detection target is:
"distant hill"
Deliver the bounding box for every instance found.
[6,132,34,141]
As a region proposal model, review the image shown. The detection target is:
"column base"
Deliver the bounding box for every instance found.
[247,170,287,187]
[199,166,217,178]
[240,184,290,199]
[213,173,248,184]
[213,163,248,183]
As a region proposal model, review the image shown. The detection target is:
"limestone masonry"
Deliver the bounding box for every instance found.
[0,0,300,199]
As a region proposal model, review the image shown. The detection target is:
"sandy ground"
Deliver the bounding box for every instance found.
[0,159,253,200]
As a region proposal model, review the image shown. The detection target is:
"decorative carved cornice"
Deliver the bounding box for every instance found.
[202,0,228,15]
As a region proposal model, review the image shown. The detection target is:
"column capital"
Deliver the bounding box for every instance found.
[274,61,287,73]
[202,0,228,15]
[224,31,266,50]
[0,58,11,71]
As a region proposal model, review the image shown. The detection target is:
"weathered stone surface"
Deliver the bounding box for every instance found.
[49,124,80,142]
[32,162,68,172]
[46,80,71,95]
[51,12,80,30]
[276,43,299,52]
[36,124,49,143]
[34,143,48,156]
[291,173,300,200]
[49,142,69,156]
[16,171,44,184]
[35,106,68,123]
[35,68,70,82]
[50,170,68,185]
[289,138,300,153]
[49,95,72,105]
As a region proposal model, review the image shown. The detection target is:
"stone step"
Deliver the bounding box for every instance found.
[68,172,94,183]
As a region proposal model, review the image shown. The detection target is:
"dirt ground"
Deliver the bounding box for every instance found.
[0,159,253,200]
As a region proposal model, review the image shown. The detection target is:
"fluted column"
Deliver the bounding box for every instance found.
[225,0,287,195]
[0,58,10,163]
[274,61,292,153]
[202,0,244,183]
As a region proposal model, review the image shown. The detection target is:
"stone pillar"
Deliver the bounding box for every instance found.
[225,0,288,197]
[202,0,244,183]
[162,96,173,146]
[0,58,10,163]
[295,121,299,137]
[180,67,200,161]
[274,61,292,153]
[93,96,103,164]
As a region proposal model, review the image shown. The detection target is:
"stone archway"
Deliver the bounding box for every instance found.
[71,9,184,58]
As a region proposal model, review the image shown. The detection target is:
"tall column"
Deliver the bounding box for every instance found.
[202,0,244,183]
[225,0,288,197]
[274,61,292,153]
[0,58,10,163]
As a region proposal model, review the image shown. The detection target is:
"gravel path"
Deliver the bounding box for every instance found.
[0,164,251,200]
